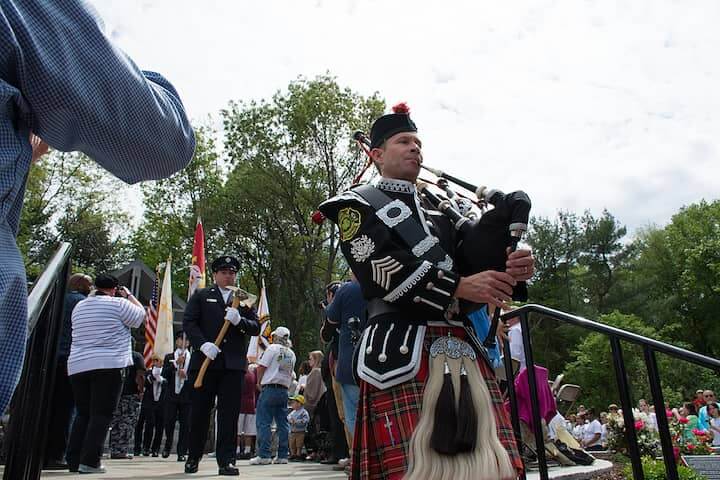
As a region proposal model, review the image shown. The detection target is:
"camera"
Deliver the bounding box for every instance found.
[348,316,362,345]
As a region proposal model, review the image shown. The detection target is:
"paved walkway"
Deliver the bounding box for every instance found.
[34,456,614,480]
[38,457,348,480]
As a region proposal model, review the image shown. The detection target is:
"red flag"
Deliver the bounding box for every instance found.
[188,217,206,300]
[143,267,161,368]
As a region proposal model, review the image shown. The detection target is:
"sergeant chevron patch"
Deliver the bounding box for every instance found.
[371,256,403,290]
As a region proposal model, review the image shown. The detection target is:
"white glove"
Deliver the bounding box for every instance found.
[225,307,241,326]
[200,342,221,360]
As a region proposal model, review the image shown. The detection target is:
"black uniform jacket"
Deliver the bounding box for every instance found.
[183,284,260,372]
[161,352,192,403]
[319,178,462,325]
[141,369,166,408]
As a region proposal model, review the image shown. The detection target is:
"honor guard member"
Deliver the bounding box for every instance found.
[183,256,260,476]
[161,331,192,461]
[318,103,535,480]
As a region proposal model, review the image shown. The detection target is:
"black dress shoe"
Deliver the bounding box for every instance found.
[218,464,239,476]
[110,453,133,459]
[177,454,187,462]
[184,459,199,474]
[68,464,79,473]
[162,450,170,458]
[151,451,159,457]
[320,456,339,465]
[43,460,69,470]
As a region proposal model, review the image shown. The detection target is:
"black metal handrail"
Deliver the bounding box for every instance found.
[3,243,72,480]
[501,304,720,480]
[27,243,72,332]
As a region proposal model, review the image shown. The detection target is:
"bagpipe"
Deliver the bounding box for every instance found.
[352,131,532,348]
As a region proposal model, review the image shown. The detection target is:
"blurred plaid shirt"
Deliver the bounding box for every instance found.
[0,0,195,414]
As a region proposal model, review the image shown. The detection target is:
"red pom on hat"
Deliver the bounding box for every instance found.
[311,210,326,225]
[392,102,410,114]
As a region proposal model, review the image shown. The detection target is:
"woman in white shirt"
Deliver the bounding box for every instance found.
[66,274,146,474]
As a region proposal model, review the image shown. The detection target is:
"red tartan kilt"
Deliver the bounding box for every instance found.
[350,326,523,480]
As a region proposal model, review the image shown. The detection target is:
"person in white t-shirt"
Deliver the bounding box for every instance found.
[581,410,603,451]
[66,274,146,473]
[571,414,585,442]
[250,327,297,465]
[548,412,567,441]
[506,316,526,371]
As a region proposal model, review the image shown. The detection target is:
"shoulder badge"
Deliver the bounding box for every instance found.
[349,235,375,263]
[338,207,362,241]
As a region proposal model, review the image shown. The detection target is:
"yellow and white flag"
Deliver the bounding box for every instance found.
[153,257,175,360]
[247,279,272,362]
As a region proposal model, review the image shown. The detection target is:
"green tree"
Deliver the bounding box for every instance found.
[578,209,633,314]
[219,75,384,356]
[18,151,129,279]
[563,311,713,414]
[630,200,720,357]
[130,125,223,297]
[525,211,588,375]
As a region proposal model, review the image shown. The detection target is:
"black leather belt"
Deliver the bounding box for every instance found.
[367,298,401,321]
[262,383,288,390]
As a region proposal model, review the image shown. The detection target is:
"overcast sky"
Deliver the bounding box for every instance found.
[91,0,720,234]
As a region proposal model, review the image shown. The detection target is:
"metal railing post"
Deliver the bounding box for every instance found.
[502,336,525,480]
[644,346,678,480]
[519,311,548,480]
[610,337,644,480]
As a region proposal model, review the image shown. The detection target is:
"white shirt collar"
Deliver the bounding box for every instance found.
[374,177,416,194]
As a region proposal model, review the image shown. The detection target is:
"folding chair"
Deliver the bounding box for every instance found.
[550,374,564,395]
[556,384,581,416]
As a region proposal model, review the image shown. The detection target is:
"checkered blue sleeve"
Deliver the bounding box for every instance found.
[2,0,196,184]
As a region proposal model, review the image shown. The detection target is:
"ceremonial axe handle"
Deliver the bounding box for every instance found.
[194,294,243,389]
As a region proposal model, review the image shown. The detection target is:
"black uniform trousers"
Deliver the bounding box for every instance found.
[134,399,164,454]
[188,369,243,467]
[164,400,191,455]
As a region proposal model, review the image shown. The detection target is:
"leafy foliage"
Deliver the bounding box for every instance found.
[623,457,708,480]
[18,151,130,279]
[217,75,384,356]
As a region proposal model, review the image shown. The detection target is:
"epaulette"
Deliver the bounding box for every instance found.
[318,190,370,223]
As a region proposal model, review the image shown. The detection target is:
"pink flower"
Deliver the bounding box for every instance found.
[692,429,705,436]
[635,420,644,431]
[687,444,695,450]
[666,409,674,418]
[679,417,689,424]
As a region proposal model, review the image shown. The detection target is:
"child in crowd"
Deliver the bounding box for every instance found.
[288,395,310,461]
[708,402,720,447]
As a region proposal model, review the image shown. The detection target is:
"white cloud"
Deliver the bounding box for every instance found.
[90,0,720,233]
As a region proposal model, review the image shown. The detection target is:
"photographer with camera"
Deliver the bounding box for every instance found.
[324,274,367,462]
[66,274,146,474]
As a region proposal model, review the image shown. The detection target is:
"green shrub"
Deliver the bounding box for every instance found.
[623,457,707,480]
